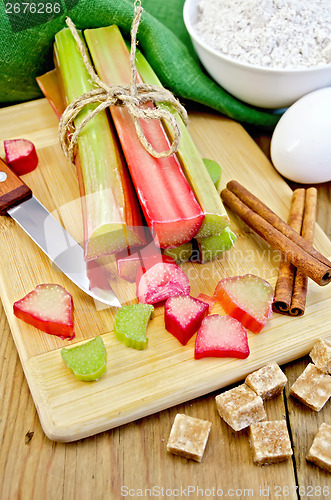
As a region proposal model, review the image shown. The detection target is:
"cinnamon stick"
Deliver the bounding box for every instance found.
[289,188,317,316]
[273,189,305,313]
[220,184,331,287]
[226,180,331,268]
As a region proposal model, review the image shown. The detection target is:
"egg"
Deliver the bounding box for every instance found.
[270,87,331,184]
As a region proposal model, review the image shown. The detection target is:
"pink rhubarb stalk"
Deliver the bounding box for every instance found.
[84,25,204,249]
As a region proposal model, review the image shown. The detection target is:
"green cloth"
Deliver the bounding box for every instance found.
[0,0,280,128]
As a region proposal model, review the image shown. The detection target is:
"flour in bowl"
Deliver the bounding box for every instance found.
[195,0,331,69]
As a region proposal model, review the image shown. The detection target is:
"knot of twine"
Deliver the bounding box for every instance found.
[59,2,188,163]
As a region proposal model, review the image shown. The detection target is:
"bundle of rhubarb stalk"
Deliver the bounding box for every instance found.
[36,13,331,317]
[37,19,236,286]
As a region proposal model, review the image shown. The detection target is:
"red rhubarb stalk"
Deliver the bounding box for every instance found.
[84,25,204,249]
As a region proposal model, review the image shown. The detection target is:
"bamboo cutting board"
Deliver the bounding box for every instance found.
[0,98,330,442]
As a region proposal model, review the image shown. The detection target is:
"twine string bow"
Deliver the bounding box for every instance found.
[59,2,188,163]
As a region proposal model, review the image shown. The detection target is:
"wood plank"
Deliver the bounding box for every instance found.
[0,306,298,500]
[2,120,330,499]
[0,99,331,442]
[285,357,331,499]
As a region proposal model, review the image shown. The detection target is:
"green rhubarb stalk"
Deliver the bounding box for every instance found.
[133,48,230,239]
[84,25,204,249]
[54,28,144,261]
[195,227,237,264]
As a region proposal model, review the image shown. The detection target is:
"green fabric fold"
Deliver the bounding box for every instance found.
[0,0,281,128]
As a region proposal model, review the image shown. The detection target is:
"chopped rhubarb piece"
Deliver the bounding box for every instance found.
[213,275,274,333]
[165,295,209,345]
[61,336,107,381]
[137,253,177,275]
[84,26,205,248]
[195,227,237,263]
[116,250,144,283]
[118,244,176,283]
[196,294,216,313]
[13,284,74,339]
[4,139,38,176]
[137,261,190,305]
[114,303,154,349]
[116,238,160,282]
[163,242,193,264]
[195,314,250,359]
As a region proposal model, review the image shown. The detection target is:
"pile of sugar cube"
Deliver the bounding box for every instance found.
[166,338,331,471]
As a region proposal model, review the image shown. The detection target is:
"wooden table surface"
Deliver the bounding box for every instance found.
[1,134,330,499]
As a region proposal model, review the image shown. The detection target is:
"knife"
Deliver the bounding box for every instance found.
[0,158,121,308]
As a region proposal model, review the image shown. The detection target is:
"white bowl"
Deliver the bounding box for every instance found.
[183,0,331,109]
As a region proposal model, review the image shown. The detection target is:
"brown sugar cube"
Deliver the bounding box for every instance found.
[290,363,331,412]
[167,413,212,462]
[306,423,331,473]
[245,363,287,399]
[310,339,331,374]
[249,420,293,465]
[215,384,266,431]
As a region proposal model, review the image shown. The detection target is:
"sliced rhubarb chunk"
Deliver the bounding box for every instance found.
[116,250,144,283]
[4,138,38,176]
[196,294,216,313]
[13,284,74,339]
[165,295,209,345]
[116,238,161,283]
[213,275,274,333]
[195,227,237,263]
[84,25,204,248]
[163,242,193,264]
[137,261,190,305]
[195,314,250,359]
[114,303,154,349]
[61,336,107,381]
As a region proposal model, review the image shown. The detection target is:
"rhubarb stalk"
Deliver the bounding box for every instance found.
[53,28,145,260]
[84,25,204,249]
[133,48,230,238]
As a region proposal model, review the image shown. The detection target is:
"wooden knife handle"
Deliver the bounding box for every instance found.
[0,158,32,215]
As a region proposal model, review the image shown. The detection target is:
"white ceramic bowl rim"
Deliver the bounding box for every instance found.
[183,0,331,75]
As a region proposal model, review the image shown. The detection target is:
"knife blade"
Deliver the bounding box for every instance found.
[0,158,121,308]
